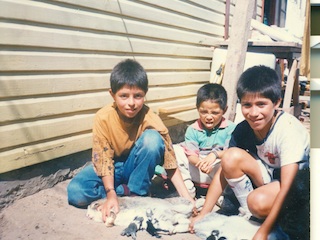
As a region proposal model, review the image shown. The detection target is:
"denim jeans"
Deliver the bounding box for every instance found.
[67,129,164,208]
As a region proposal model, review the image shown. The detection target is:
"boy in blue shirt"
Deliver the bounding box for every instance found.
[174,83,236,198]
[190,65,309,239]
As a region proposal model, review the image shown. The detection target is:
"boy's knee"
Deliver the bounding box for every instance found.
[67,181,78,205]
[67,180,87,208]
[221,148,242,170]
[247,192,269,218]
[142,129,162,140]
[141,129,164,150]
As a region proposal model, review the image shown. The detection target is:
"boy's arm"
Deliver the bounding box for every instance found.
[187,155,201,166]
[253,163,298,239]
[189,167,227,232]
[196,150,225,173]
[166,168,195,203]
[100,175,119,223]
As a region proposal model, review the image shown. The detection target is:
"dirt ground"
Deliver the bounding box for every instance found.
[0,180,200,240]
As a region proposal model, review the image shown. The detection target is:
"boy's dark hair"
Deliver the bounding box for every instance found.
[196,83,228,110]
[110,59,148,93]
[237,65,281,103]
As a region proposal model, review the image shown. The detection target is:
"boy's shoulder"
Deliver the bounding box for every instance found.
[95,103,116,118]
[220,118,237,130]
[274,111,308,133]
[233,120,252,134]
[226,119,237,127]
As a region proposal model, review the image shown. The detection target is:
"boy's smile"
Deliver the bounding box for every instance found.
[240,93,281,138]
[110,85,146,119]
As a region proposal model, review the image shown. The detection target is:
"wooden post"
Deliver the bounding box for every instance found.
[282,59,298,112]
[222,1,255,121]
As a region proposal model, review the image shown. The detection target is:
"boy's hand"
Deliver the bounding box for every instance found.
[196,154,218,174]
[253,227,269,240]
[188,213,204,234]
[99,194,119,223]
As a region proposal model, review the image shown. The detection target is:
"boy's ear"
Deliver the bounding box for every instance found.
[223,106,228,114]
[109,89,114,98]
[275,98,282,108]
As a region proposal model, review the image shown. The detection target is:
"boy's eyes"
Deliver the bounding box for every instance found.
[134,94,144,99]
[241,103,251,107]
[119,94,144,99]
[257,102,266,106]
[199,110,220,115]
[242,102,266,107]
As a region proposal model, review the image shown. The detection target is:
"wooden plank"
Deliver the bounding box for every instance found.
[158,103,195,114]
[0,0,224,38]
[137,0,225,25]
[161,109,199,127]
[215,40,301,59]
[0,23,212,58]
[0,133,92,174]
[0,93,110,122]
[0,53,211,72]
[251,19,302,43]
[0,85,202,122]
[0,114,94,149]
[95,0,224,35]
[186,0,226,13]
[215,40,302,48]
[282,59,298,110]
[148,72,209,86]
[222,1,255,121]
[0,0,224,174]
[57,0,226,18]
[145,84,203,102]
[0,73,110,98]
[66,0,226,24]
[147,97,196,114]
[0,72,209,98]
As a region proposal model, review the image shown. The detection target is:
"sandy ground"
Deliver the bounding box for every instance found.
[0,180,200,240]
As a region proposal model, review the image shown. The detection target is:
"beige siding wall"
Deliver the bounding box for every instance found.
[0,0,261,173]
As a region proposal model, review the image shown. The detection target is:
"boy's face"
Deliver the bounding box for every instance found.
[198,100,226,130]
[240,93,281,133]
[110,85,146,119]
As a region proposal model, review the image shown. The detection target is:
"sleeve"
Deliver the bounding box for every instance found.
[91,114,115,177]
[162,132,178,169]
[229,121,257,154]
[183,126,200,156]
[223,122,237,150]
[277,118,310,166]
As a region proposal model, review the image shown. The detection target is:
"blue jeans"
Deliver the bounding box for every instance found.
[67,129,164,208]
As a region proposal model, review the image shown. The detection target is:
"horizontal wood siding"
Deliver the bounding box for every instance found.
[0,0,259,173]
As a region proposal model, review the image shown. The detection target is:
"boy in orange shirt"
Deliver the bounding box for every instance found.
[67,59,194,222]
